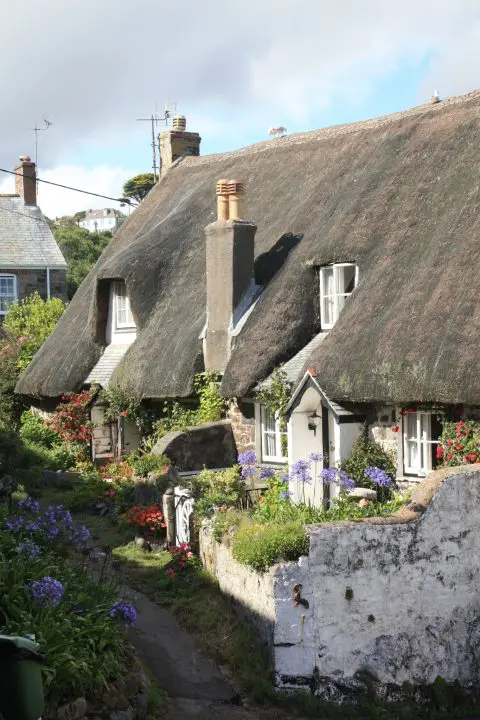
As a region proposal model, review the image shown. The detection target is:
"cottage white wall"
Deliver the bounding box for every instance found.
[201,468,480,698]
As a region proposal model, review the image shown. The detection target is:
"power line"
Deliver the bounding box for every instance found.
[0,204,46,224]
[0,167,139,208]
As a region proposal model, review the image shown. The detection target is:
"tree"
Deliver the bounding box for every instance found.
[122,173,155,203]
[53,225,111,299]
[0,293,66,426]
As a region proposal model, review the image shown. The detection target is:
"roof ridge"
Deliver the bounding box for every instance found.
[179,88,480,168]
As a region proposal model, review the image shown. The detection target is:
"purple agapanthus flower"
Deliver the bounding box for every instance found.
[17,497,40,514]
[68,525,90,546]
[110,600,138,627]
[17,540,41,558]
[259,466,276,479]
[279,473,290,483]
[28,577,64,607]
[290,460,312,484]
[280,490,293,500]
[238,450,256,466]
[320,468,337,484]
[364,466,393,487]
[308,452,324,462]
[338,470,356,491]
[5,515,24,532]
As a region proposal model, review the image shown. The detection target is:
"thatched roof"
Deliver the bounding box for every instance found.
[16,89,480,405]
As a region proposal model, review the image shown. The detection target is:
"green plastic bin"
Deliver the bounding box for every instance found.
[0,635,45,720]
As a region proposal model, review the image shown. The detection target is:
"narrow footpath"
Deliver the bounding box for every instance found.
[125,585,292,720]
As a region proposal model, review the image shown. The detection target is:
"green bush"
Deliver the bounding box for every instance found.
[232,521,309,572]
[437,419,480,466]
[188,466,242,518]
[130,453,171,478]
[69,476,108,511]
[22,440,80,472]
[340,427,396,489]
[19,410,62,448]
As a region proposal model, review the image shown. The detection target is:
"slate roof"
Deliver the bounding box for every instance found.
[85,344,131,388]
[0,196,67,269]
[15,89,480,406]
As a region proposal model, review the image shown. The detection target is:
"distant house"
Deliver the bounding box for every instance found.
[15,96,480,490]
[79,208,124,233]
[0,156,67,320]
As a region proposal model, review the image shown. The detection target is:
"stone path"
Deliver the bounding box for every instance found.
[125,586,285,719]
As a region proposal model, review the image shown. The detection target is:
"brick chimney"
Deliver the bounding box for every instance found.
[204,180,257,373]
[158,116,201,176]
[14,156,37,205]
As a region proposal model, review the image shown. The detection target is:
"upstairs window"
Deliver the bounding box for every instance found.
[403,411,441,477]
[319,263,358,329]
[113,281,135,330]
[260,405,287,463]
[0,274,17,315]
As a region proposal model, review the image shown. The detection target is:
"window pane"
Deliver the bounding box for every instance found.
[343,265,356,294]
[407,440,418,469]
[323,267,334,296]
[262,407,278,458]
[322,294,335,325]
[264,432,277,457]
[0,276,16,312]
[263,408,276,432]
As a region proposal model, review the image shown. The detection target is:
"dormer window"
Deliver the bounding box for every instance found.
[319,263,358,330]
[113,281,135,330]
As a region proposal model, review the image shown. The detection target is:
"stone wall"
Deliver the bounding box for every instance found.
[227,399,255,457]
[0,267,68,303]
[200,466,480,700]
[199,521,276,658]
[152,420,236,471]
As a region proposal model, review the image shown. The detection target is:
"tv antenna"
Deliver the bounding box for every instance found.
[29,117,53,195]
[136,102,177,182]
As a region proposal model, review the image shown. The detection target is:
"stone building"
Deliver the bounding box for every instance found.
[0,156,67,320]
[15,92,480,481]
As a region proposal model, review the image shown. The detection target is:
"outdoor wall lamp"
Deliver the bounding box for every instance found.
[308,412,321,435]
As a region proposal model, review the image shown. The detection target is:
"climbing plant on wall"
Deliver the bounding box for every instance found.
[256,367,293,430]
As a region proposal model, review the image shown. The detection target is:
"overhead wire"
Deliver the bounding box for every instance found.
[0,166,140,208]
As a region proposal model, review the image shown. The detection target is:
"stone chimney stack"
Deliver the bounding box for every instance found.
[158,116,201,176]
[204,180,257,373]
[15,156,37,205]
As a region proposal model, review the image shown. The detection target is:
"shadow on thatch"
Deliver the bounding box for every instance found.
[254,232,303,287]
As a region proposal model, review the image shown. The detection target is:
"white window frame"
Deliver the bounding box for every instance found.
[0,274,17,316]
[319,263,358,330]
[403,411,439,477]
[113,281,135,331]
[260,404,288,463]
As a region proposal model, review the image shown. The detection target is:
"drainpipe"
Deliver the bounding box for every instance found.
[46,267,51,299]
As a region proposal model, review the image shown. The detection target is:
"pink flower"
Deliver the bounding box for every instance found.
[187,552,193,559]
[165,568,176,579]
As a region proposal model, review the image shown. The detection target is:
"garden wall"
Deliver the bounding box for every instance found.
[200,466,480,700]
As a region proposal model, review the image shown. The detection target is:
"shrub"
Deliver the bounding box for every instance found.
[188,466,242,518]
[437,419,480,466]
[68,476,108,511]
[19,410,61,448]
[340,427,396,490]
[49,391,94,444]
[232,521,309,572]
[22,440,80,472]
[130,453,171,478]
[118,503,166,541]
[100,460,133,483]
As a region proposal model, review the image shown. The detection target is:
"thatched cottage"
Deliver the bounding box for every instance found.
[16,91,480,494]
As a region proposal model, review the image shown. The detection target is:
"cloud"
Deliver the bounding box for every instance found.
[1,0,479,214]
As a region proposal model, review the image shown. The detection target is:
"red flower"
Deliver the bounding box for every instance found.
[465,452,477,463]
[455,442,463,451]
[121,410,128,417]
[447,452,454,460]
[392,425,399,433]
[436,446,444,460]
[447,439,453,447]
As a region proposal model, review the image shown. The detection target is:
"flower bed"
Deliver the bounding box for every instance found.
[0,495,139,715]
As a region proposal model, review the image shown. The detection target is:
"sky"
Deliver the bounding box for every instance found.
[0,0,479,218]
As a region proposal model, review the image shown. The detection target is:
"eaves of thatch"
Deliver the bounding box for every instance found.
[16,89,480,406]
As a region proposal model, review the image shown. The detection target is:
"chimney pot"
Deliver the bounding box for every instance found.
[172,115,187,131]
[216,178,229,221]
[227,179,245,220]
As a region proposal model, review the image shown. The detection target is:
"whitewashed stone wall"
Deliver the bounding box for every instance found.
[200,467,480,700]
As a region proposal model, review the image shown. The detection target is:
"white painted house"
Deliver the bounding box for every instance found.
[79,208,124,233]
